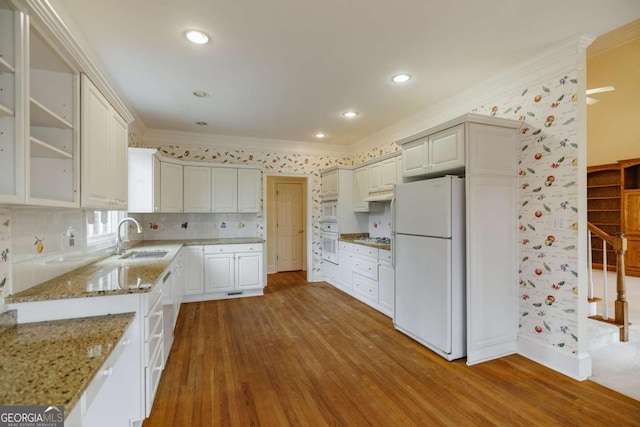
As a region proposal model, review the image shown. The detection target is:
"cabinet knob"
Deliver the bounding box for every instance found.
[103,367,113,377]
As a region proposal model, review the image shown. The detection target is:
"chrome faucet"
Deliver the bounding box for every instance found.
[115,217,143,255]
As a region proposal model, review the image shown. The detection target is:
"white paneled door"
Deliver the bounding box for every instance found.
[276,182,304,272]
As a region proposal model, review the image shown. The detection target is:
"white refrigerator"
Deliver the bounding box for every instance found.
[392,176,466,360]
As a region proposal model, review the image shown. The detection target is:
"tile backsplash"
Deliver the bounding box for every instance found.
[9,208,113,296]
[368,203,391,238]
[132,212,262,241]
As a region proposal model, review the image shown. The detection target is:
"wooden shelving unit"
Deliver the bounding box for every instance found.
[588,160,640,276]
[587,164,621,270]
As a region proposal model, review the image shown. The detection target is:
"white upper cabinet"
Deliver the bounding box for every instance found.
[400,124,464,178]
[402,138,428,177]
[110,110,128,209]
[160,161,183,212]
[0,1,24,204]
[321,169,338,199]
[368,163,382,192]
[81,75,128,209]
[29,23,80,207]
[184,166,212,212]
[128,148,160,213]
[237,169,261,213]
[353,167,369,212]
[211,167,237,212]
[380,157,398,191]
[429,124,465,175]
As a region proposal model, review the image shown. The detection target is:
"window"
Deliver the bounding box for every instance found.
[86,211,126,248]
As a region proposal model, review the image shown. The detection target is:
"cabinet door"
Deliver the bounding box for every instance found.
[429,124,464,174]
[184,166,211,212]
[110,110,128,209]
[153,155,161,212]
[402,138,427,177]
[211,168,237,212]
[128,148,159,213]
[368,163,382,192]
[184,246,204,295]
[81,75,112,208]
[236,252,264,289]
[160,162,183,212]
[466,175,518,365]
[338,248,353,288]
[353,167,369,212]
[237,169,261,213]
[378,262,394,315]
[381,158,397,191]
[204,253,234,292]
[321,170,338,197]
[467,123,518,175]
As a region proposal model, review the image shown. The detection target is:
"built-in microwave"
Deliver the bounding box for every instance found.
[321,202,338,222]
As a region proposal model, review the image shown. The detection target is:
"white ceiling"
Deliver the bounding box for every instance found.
[54,0,640,146]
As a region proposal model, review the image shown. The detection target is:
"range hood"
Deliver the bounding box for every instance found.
[364,191,394,202]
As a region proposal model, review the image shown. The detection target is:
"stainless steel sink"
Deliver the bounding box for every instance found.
[120,250,168,260]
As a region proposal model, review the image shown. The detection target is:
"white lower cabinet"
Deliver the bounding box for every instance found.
[185,243,265,301]
[184,246,205,295]
[73,321,138,427]
[204,253,235,292]
[378,250,394,316]
[328,241,393,318]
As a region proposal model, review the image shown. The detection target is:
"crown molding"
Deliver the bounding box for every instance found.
[351,34,595,155]
[27,0,135,124]
[142,129,352,157]
[588,18,640,58]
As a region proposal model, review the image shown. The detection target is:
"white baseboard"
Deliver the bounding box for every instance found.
[517,335,592,380]
[267,264,276,274]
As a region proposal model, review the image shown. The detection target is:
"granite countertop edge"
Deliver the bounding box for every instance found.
[0,312,136,418]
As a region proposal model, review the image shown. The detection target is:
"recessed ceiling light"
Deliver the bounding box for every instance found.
[392,74,411,83]
[185,30,210,44]
[196,121,208,126]
[193,91,210,98]
[342,111,358,118]
[315,132,326,138]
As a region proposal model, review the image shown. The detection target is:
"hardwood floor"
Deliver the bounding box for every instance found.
[144,272,640,426]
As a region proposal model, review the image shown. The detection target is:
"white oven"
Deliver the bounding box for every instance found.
[321,202,338,222]
[321,222,339,264]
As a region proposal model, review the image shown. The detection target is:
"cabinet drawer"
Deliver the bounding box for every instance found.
[145,309,163,365]
[84,324,133,414]
[339,242,355,252]
[323,261,339,283]
[379,249,392,263]
[145,293,163,338]
[143,285,162,315]
[353,274,378,301]
[204,243,263,254]
[353,245,378,258]
[352,256,378,280]
[145,343,164,416]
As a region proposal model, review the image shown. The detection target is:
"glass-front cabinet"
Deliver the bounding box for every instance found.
[0,0,80,207]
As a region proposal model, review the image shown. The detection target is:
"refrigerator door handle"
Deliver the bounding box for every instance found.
[391,233,396,268]
[391,189,396,268]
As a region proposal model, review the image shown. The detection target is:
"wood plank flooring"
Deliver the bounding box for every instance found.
[144,271,640,426]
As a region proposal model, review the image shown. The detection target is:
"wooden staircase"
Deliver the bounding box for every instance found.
[588,222,629,342]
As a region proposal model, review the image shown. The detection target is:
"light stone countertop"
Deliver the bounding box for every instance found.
[339,233,391,251]
[0,312,135,418]
[6,238,265,304]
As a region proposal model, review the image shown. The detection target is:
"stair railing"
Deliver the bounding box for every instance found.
[587,222,629,342]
